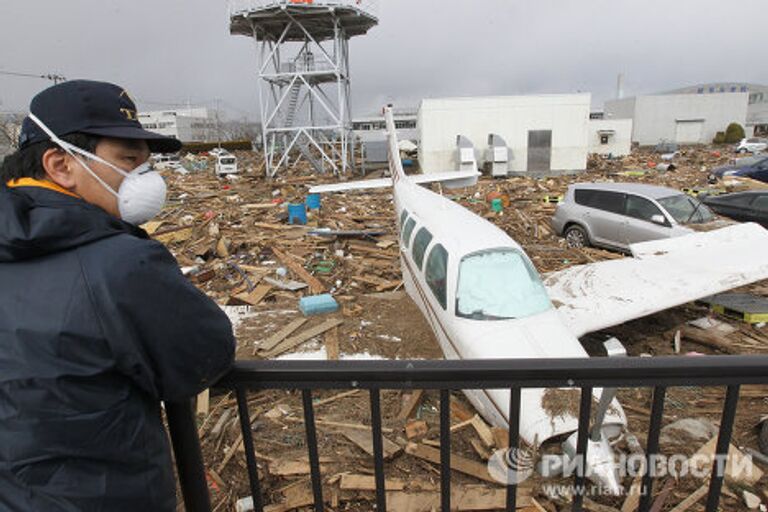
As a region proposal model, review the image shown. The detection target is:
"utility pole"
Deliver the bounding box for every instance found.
[215,98,222,150]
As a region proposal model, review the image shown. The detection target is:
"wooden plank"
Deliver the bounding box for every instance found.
[620,477,642,512]
[450,416,476,433]
[325,326,339,360]
[268,457,334,476]
[471,415,495,448]
[666,484,708,512]
[196,389,210,416]
[271,246,325,294]
[680,326,737,354]
[340,428,402,460]
[261,318,344,359]
[154,225,194,244]
[405,442,500,484]
[450,398,475,422]
[386,486,531,511]
[339,474,404,491]
[232,284,273,307]
[397,390,424,421]
[284,416,394,434]
[406,420,429,440]
[689,437,763,485]
[314,389,360,408]
[491,427,509,450]
[255,318,308,354]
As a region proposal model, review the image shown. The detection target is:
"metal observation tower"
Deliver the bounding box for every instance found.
[229,0,378,177]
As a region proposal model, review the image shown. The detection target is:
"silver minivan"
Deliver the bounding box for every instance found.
[551,183,719,252]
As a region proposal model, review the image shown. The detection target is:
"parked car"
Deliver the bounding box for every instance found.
[735,137,768,154]
[710,155,768,183]
[214,154,238,176]
[152,153,181,170]
[700,191,768,228]
[551,183,720,252]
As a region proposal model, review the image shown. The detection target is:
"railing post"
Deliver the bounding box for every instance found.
[440,389,451,512]
[302,389,324,512]
[705,385,741,512]
[369,389,387,511]
[166,400,213,512]
[572,387,593,512]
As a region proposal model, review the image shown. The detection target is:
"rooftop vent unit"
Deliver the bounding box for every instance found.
[486,133,509,177]
[456,135,477,173]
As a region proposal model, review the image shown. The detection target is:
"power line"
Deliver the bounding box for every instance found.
[0,70,66,84]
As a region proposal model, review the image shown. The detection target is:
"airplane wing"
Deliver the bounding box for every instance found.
[308,170,480,194]
[543,223,768,338]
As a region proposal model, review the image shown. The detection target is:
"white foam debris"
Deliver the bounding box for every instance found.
[219,305,257,330]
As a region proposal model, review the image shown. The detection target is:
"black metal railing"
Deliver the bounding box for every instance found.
[168,355,768,512]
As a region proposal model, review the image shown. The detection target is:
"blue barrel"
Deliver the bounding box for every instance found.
[305,193,321,210]
[287,203,307,225]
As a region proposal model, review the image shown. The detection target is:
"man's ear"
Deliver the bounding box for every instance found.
[41,148,77,189]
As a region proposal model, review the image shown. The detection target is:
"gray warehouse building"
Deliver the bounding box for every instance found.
[605,92,748,146]
[661,83,768,137]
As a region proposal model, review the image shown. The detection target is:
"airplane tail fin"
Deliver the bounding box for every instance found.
[384,106,408,186]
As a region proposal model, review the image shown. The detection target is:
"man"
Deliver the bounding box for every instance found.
[0,80,235,511]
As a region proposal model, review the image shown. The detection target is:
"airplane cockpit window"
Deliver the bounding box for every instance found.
[412,227,434,270]
[425,243,448,309]
[402,218,416,248]
[456,249,552,320]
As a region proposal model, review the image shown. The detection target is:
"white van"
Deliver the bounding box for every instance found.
[214,154,238,176]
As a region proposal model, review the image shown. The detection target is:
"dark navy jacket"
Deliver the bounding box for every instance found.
[0,182,235,511]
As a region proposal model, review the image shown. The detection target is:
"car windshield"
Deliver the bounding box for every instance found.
[455,249,551,320]
[220,158,236,164]
[657,194,714,224]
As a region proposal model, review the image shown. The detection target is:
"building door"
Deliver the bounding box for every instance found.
[675,120,704,144]
[527,130,552,172]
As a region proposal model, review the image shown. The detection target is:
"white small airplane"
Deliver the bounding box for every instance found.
[310,107,768,492]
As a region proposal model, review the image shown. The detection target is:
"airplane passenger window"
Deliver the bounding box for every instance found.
[411,228,433,270]
[425,244,448,309]
[456,249,551,320]
[402,218,416,248]
[400,210,409,231]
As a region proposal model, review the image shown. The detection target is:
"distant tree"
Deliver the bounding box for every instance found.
[0,113,23,151]
[220,119,261,142]
[724,123,746,144]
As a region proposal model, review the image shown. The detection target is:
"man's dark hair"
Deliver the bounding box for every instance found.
[1,133,101,182]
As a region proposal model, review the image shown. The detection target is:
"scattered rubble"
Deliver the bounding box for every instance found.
[158,147,768,511]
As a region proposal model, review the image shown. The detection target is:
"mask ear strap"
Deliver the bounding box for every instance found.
[27,113,124,197]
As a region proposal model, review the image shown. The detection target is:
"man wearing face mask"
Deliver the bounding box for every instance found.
[0,80,235,511]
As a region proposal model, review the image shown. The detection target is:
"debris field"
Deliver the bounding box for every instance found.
[157,148,768,511]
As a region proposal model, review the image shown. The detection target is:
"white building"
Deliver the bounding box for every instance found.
[137,108,215,145]
[352,107,418,143]
[661,83,768,137]
[605,93,748,146]
[588,119,633,156]
[418,94,591,175]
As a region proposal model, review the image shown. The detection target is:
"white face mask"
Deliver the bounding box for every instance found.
[27,113,167,226]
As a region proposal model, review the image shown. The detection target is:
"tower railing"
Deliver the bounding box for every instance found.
[229,0,378,19]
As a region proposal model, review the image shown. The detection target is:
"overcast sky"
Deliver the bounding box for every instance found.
[0,1,765,120]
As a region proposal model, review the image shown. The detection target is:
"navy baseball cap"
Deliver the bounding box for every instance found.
[19,80,182,153]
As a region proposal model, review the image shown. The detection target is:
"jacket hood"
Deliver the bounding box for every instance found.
[0,184,147,262]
